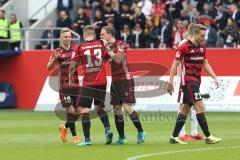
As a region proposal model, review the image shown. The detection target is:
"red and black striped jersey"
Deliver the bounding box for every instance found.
[110,40,132,81]
[175,39,206,85]
[72,40,108,86]
[49,46,79,89]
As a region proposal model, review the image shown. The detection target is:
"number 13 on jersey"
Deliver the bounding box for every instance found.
[84,49,102,67]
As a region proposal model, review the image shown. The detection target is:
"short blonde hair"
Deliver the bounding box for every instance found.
[83,25,96,36]
[60,27,71,35]
[188,23,206,36]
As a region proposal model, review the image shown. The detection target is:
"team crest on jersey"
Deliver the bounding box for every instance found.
[176,51,181,58]
[118,44,124,51]
[200,47,204,53]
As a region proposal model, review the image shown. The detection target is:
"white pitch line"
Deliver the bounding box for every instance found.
[127,146,240,160]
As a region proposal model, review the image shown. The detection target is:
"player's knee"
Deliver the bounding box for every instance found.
[114,105,122,115]
[193,101,205,113]
[80,107,90,114]
[180,103,191,114]
[123,103,133,114]
[66,105,74,113]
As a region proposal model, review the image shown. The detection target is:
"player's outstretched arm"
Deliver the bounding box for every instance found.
[167,59,181,95]
[203,59,221,89]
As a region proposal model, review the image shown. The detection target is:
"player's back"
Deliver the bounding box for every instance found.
[77,40,107,86]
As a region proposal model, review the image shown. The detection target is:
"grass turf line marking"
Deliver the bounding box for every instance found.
[127,146,240,160]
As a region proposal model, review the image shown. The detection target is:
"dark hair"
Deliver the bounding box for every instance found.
[105,3,111,8]
[60,10,69,16]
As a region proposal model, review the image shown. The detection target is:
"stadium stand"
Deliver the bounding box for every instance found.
[0,0,240,50]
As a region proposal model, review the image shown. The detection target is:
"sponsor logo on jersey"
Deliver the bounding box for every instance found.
[118,44,124,52]
[190,56,204,60]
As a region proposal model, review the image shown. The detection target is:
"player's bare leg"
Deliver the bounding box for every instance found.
[169,103,190,144]
[113,105,127,144]
[193,100,222,144]
[122,103,145,144]
[95,105,113,144]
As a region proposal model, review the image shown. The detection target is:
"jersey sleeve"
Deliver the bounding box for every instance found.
[175,44,186,61]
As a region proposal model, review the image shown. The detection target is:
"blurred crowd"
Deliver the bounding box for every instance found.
[1,0,240,50]
[0,9,23,50]
[52,0,240,49]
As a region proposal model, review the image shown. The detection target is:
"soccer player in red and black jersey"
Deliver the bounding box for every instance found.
[70,25,113,146]
[100,26,145,144]
[167,23,222,144]
[47,28,80,144]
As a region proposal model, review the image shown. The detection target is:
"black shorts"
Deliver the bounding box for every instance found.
[59,87,79,108]
[110,79,136,105]
[78,85,106,108]
[178,82,202,104]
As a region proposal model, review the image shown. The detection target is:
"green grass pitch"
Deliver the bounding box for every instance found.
[0,110,239,160]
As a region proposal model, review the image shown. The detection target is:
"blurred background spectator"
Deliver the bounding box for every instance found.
[229,3,240,29]
[9,13,23,50]
[133,6,146,30]
[205,20,218,47]
[57,0,73,11]
[119,2,134,29]
[35,20,54,50]
[93,8,106,39]
[104,3,120,37]
[120,24,133,42]
[3,0,240,50]
[132,22,145,48]
[138,0,153,17]
[57,0,73,16]
[72,7,90,41]
[172,19,187,48]
[144,16,159,48]
[159,15,172,49]
[0,9,9,50]
[220,17,239,48]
